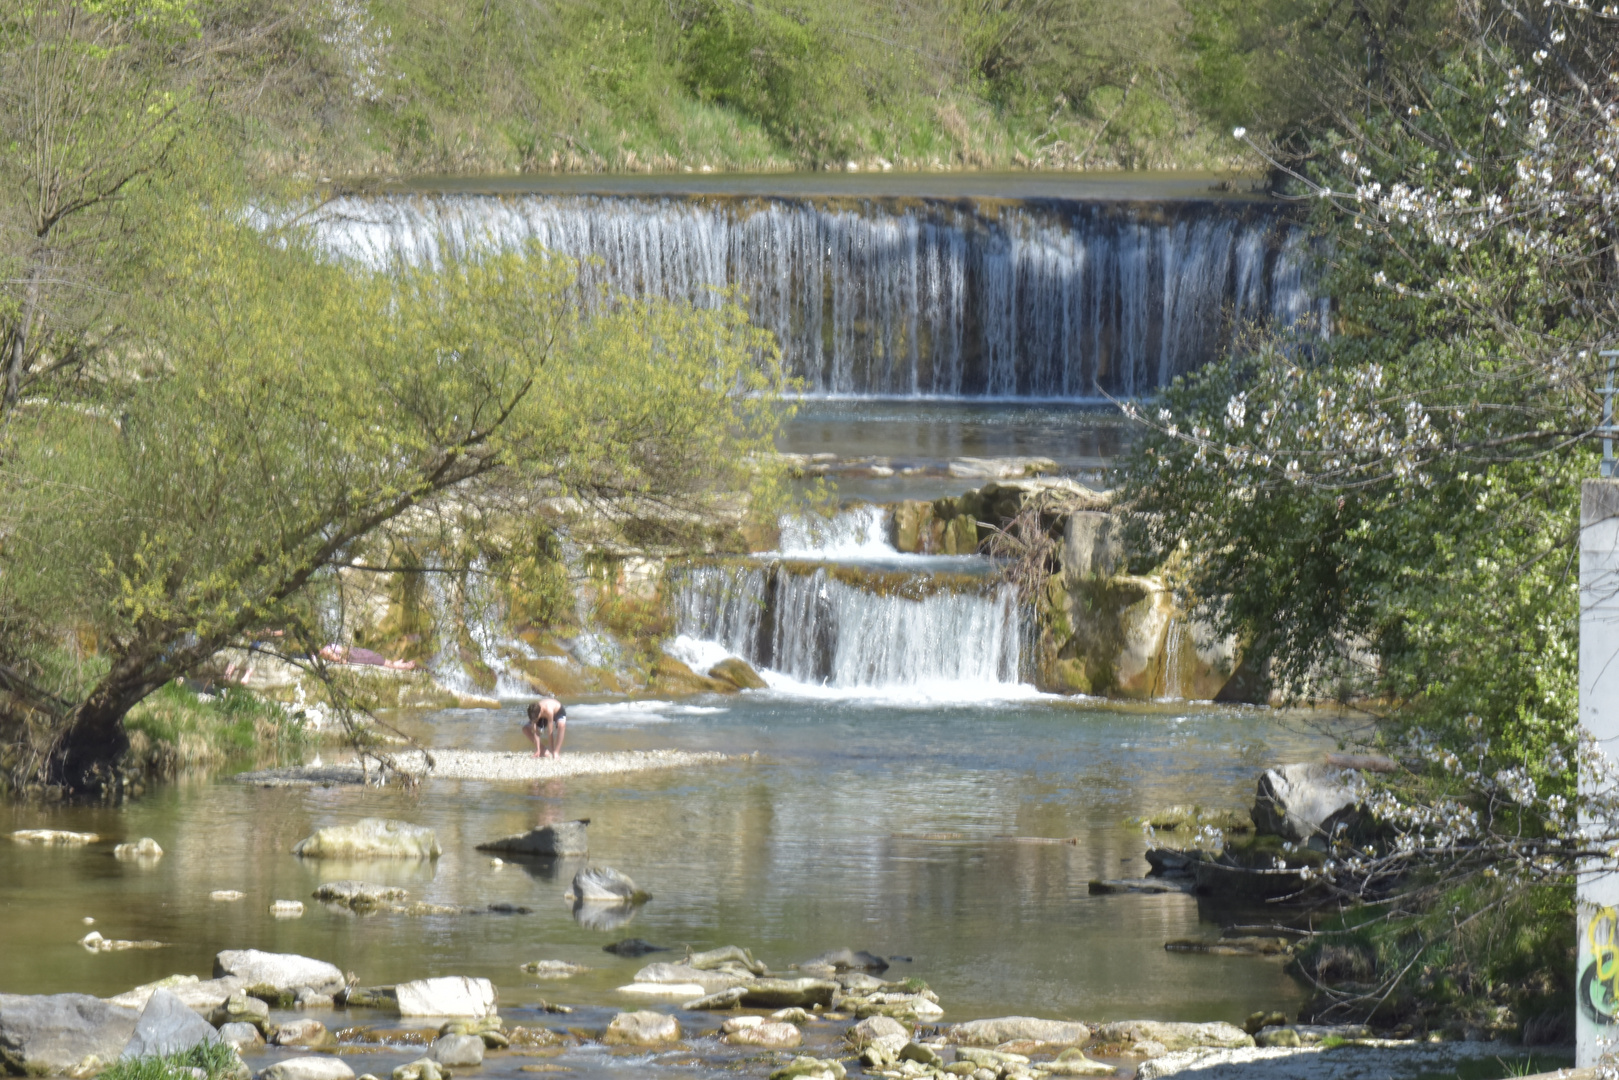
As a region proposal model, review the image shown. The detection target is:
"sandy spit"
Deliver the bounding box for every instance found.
[235,749,744,786]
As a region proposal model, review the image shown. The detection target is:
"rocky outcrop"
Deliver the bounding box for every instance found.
[477,820,589,857]
[292,819,440,859]
[394,977,497,1018]
[602,1011,680,1045]
[1251,764,1357,843]
[121,989,219,1059]
[213,951,346,998]
[0,994,139,1075]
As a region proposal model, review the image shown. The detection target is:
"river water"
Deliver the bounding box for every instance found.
[0,695,1324,1026]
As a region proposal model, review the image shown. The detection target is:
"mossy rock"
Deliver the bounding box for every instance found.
[648,656,735,696]
[708,658,767,690]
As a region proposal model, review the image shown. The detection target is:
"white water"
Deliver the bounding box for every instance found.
[774,505,895,558]
[310,193,1321,399]
[423,563,538,699]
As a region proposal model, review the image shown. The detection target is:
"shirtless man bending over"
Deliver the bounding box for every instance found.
[523,698,567,759]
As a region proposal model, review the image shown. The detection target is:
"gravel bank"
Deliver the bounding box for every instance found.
[1136,1040,1543,1080]
[235,749,743,786]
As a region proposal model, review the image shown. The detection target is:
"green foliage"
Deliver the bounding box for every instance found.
[124,681,305,772]
[98,1041,241,1080]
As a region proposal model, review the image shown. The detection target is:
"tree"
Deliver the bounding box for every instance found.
[0,213,786,791]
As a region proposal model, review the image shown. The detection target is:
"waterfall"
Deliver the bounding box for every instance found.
[423,564,538,699]
[670,562,1023,692]
[1162,616,1188,702]
[774,505,894,558]
[310,193,1314,400]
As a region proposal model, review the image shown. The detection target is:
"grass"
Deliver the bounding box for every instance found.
[124,681,308,775]
[97,1042,242,1080]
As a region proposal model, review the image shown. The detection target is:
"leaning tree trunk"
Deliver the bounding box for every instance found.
[44,654,166,793]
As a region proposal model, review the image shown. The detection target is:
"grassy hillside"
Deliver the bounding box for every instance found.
[246,0,1292,178]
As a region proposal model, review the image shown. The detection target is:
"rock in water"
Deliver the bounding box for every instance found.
[946,1018,1092,1047]
[570,865,648,903]
[391,1059,442,1080]
[602,939,670,957]
[428,1034,484,1066]
[121,989,219,1059]
[394,977,497,1018]
[292,819,440,860]
[602,1011,680,1045]
[312,881,409,908]
[272,1019,334,1048]
[9,830,99,846]
[476,820,589,857]
[270,900,305,918]
[114,838,164,860]
[846,1016,909,1050]
[258,1058,355,1080]
[218,1023,264,1051]
[726,1022,802,1048]
[1041,1049,1114,1076]
[1092,1020,1254,1051]
[213,951,346,998]
[0,994,139,1075]
[707,658,768,690]
[519,960,587,979]
[770,1057,846,1080]
[737,979,840,1009]
[805,948,888,973]
[1250,764,1355,842]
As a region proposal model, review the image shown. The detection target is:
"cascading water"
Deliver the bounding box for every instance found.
[669,506,1026,694]
[424,563,538,699]
[310,193,1321,400]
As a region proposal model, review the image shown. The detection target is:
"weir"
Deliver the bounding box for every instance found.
[314,192,1319,399]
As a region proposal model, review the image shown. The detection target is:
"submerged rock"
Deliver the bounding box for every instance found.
[312,881,409,908]
[9,830,99,846]
[270,900,305,918]
[114,838,164,860]
[272,1019,334,1049]
[602,1010,680,1045]
[603,938,671,957]
[292,819,440,860]
[946,1017,1091,1047]
[121,990,219,1059]
[395,977,497,1018]
[805,948,888,973]
[519,960,587,979]
[214,951,346,998]
[477,820,589,857]
[80,931,166,952]
[0,993,139,1076]
[570,865,648,903]
[259,1057,355,1080]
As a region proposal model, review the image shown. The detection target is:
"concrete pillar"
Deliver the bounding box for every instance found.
[1579,478,1619,1065]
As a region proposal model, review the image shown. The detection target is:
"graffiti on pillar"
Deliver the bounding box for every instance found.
[1582,905,1619,1024]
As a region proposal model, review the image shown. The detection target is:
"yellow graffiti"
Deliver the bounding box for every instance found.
[1593,907,1619,983]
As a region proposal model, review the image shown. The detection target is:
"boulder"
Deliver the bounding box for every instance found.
[429,1033,484,1066]
[770,1057,845,1080]
[114,838,164,860]
[271,1019,334,1048]
[602,1011,680,1045]
[955,1048,1028,1066]
[687,945,768,976]
[708,658,768,690]
[214,951,345,998]
[898,1043,942,1067]
[772,1008,810,1023]
[9,830,99,846]
[476,821,589,857]
[848,993,942,1023]
[295,989,335,1009]
[0,994,139,1075]
[725,1022,802,1048]
[121,990,219,1059]
[1043,1049,1115,1076]
[209,992,271,1032]
[519,960,587,979]
[805,948,887,973]
[1092,1020,1253,1052]
[312,881,408,908]
[113,977,244,1013]
[738,979,839,1009]
[633,963,747,991]
[946,1018,1091,1047]
[648,656,734,695]
[391,1060,442,1080]
[258,1058,355,1080]
[218,1024,263,1051]
[1250,764,1355,842]
[394,977,497,1018]
[292,819,440,860]
[570,866,648,903]
[834,972,888,993]
[846,1015,909,1050]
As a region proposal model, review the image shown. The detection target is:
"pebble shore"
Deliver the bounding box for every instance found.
[236,749,742,786]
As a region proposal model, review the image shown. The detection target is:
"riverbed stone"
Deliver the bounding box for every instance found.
[0,993,140,1075]
[429,1033,485,1066]
[899,1042,942,1067]
[570,865,647,902]
[1041,1049,1115,1076]
[947,1018,1091,1048]
[477,820,589,857]
[741,979,840,1009]
[726,1021,803,1048]
[602,1010,680,1045]
[9,829,99,845]
[214,951,345,998]
[391,1060,442,1080]
[806,948,888,972]
[395,977,497,1018]
[292,818,441,860]
[847,1015,909,1049]
[707,658,768,690]
[519,960,588,978]
[772,1007,811,1023]
[1250,764,1355,842]
[259,1057,355,1080]
[1093,1021,1252,1052]
[272,1018,334,1048]
[122,989,220,1058]
[312,881,409,908]
[209,992,270,1031]
[114,838,164,860]
[955,1048,1028,1066]
[218,1023,263,1051]
[769,1056,846,1080]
